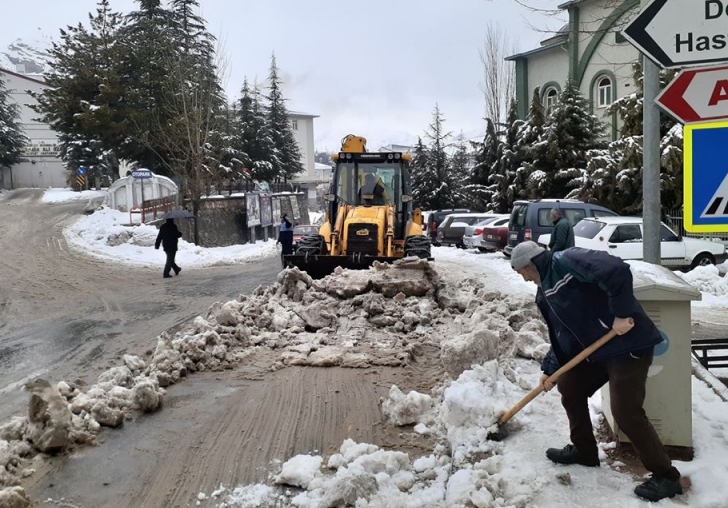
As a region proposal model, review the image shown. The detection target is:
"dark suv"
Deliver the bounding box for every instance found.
[504,199,617,256]
[426,209,470,245]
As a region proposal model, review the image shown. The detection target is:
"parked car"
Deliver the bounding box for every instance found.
[437,213,500,248]
[538,216,728,270]
[462,215,508,250]
[292,225,319,249]
[504,199,618,257]
[479,217,510,252]
[426,209,471,245]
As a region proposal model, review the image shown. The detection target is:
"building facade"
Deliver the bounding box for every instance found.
[1,68,66,189]
[506,0,641,140]
[289,110,323,209]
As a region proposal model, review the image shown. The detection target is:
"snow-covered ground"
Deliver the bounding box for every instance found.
[2,190,727,507]
[41,188,108,203]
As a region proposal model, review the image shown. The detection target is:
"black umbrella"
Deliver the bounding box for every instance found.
[161,209,196,220]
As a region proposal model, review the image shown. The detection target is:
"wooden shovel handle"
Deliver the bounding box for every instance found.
[498,327,620,425]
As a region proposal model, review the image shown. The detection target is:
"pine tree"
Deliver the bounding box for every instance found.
[450,132,472,205]
[235,78,276,182]
[489,100,524,213]
[527,80,606,199]
[469,118,500,210]
[410,137,438,210]
[33,0,125,182]
[0,76,27,169]
[120,0,177,172]
[513,89,546,201]
[265,54,303,181]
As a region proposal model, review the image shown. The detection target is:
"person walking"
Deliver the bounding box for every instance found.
[548,208,575,252]
[277,214,294,262]
[510,241,682,502]
[155,218,183,279]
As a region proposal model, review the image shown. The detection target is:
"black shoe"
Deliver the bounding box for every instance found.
[163,274,172,278]
[174,267,181,275]
[634,475,682,502]
[546,444,599,467]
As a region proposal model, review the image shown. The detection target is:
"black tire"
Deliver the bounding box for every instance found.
[477,247,488,252]
[404,235,431,259]
[296,234,326,256]
[691,252,715,270]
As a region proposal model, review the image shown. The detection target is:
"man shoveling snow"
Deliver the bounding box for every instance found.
[510,241,683,502]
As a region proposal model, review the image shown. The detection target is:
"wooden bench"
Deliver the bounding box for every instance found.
[691,338,728,370]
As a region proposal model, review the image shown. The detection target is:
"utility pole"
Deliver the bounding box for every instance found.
[642,55,661,265]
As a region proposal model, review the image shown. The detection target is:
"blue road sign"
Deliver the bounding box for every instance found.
[685,120,728,233]
[131,169,153,179]
[76,167,86,175]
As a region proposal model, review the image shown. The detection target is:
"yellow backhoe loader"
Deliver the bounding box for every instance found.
[283,134,431,278]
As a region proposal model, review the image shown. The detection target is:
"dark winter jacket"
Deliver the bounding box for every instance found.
[548,217,575,252]
[278,218,294,255]
[532,248,662,376]
[155,220,183,252]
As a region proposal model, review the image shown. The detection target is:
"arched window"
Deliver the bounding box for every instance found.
[545,88,559,115]
[597,77,613,108]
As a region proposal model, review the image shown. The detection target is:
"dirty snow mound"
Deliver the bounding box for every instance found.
[381,385,433,426]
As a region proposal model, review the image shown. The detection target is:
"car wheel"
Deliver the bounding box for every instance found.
[477,247,488,252]
[691,253,715,270]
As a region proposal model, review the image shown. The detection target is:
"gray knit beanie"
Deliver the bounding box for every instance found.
[510,241,545,270]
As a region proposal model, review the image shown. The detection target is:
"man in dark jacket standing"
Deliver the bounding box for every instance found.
[277,214,294,258]
[548,208,575,252]
[155,218,183,278]
[510,241,682,502]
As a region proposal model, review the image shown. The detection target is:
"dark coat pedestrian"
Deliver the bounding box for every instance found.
[278,215,294,256]
[155,218,183,278]
[548,208,575,252]
[510,241,682,503]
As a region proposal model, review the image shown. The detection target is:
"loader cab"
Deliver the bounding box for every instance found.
[328,152,412,236]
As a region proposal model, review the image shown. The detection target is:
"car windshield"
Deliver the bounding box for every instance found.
[335,161,401,207]
[574,220,606,239]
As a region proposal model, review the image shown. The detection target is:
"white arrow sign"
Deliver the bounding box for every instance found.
[624,0,728,68]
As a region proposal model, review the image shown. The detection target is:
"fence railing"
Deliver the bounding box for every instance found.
[664,208,728,244]
[201,180,300,197]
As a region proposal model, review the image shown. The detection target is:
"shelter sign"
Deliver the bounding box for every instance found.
[246,193,261,227]
[684,120,728,232]
[260,194,273,227]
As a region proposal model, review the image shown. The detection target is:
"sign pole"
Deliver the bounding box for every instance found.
[643,55,661,265]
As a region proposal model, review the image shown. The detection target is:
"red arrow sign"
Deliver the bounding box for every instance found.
[656,65,728,124]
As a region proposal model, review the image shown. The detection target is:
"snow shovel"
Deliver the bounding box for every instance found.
[487,321,630,441]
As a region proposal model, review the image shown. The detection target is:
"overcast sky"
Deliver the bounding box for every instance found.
[0,0,562,152]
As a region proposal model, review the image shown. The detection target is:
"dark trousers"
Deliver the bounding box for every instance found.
[164,250,180,276]
[557,347,679,480]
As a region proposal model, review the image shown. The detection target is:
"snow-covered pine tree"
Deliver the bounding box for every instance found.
[489,99,524,213]
[569,62,683,214]
[423,105,463,210]
[514,88,546,201]
[469,118,500,210]
[0,76,27,169]
[120,0,177,172]
[450,132,472,206]
[528,80,606,199]
[235,78,276,182]
[265,54,303,182]
[410,137,437,210]
[33,0,125,182]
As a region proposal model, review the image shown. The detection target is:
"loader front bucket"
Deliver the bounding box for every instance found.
[283,254,401,279]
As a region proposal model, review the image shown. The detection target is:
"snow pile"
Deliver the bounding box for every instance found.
[64,207,278,268]
[381,385,433,426]
[41,188,107,203]
[676,264,728,296]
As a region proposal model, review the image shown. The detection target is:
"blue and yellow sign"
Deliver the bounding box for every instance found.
[684,120,728,233]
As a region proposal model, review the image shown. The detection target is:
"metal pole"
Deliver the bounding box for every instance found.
[642,56,661,265]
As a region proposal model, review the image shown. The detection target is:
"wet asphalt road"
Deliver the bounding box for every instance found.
[0,189,281,419]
